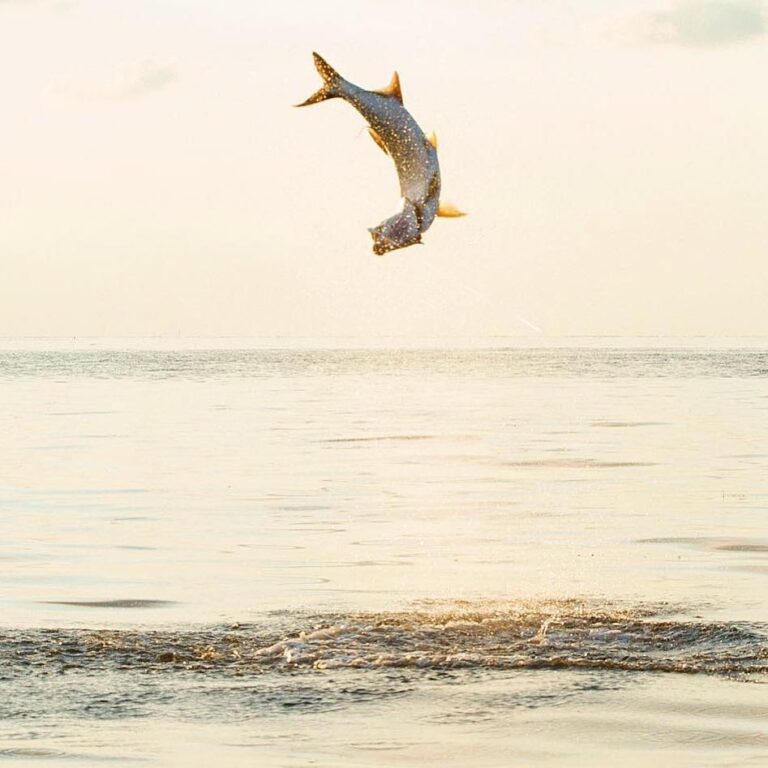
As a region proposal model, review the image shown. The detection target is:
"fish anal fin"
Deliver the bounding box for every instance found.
[375,71,403,104]
[427,131,438,149]
[368,127,389,155]
[437,202,466,218]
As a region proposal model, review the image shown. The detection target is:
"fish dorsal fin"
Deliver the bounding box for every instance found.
[437,202,466,218]
[368,127,389,155]
[375,71,403,104]
[427,131,438,149]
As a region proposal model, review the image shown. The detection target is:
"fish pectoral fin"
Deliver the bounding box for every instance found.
[368,127,389,156]
[375,71,403,104]
[437,202,467,218]
[427,131,438,149]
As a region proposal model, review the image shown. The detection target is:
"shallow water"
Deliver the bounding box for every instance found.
[1,339,766,766]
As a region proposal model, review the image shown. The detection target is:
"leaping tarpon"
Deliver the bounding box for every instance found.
[296,52,465,256]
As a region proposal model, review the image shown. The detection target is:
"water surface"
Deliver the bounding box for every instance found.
[1,339,766,765]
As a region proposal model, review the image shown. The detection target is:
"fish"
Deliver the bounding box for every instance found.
[296,52,465,256]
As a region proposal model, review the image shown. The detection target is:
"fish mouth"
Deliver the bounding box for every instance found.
[372,239,396,256]
[369,229,422,256]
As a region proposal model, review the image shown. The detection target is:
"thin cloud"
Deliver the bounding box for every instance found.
[0,0,73,6]
[109,59,177,98]
[56,59,178,101]
[609,0,767,46]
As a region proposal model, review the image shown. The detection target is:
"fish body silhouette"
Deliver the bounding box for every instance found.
[297,52,464,255]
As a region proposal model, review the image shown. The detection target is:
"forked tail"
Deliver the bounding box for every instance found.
[295,52,344,107]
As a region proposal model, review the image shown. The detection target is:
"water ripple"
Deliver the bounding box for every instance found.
[4,601,766,679]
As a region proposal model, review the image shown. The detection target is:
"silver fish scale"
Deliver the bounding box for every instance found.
[344,85,439,207]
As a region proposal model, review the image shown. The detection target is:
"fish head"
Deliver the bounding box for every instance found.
[368,202,422,255]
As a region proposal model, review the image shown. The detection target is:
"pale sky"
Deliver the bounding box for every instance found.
[1,0,767,338]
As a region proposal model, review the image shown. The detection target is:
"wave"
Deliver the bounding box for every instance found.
[2,348,768,381]
[5,600,766,679]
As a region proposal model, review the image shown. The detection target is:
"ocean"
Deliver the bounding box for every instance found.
[1,338,766,766]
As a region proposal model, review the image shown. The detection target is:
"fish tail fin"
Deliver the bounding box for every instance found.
[294,52,344,107]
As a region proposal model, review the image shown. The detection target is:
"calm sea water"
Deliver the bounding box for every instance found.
[1,339,766,766]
